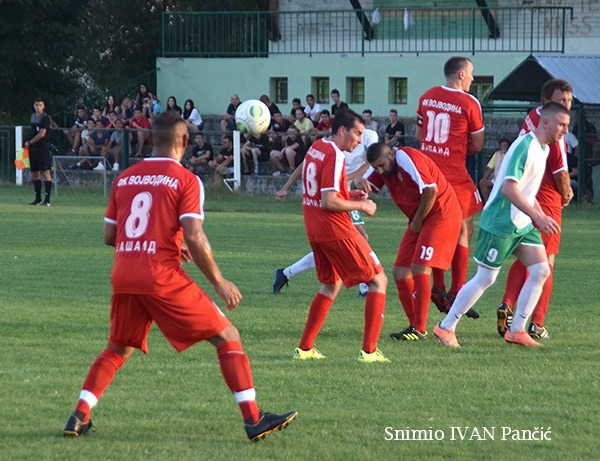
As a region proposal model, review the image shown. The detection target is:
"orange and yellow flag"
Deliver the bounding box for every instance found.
[15,147,30,170]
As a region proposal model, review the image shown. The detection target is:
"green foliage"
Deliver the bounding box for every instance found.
[0,184,598,460]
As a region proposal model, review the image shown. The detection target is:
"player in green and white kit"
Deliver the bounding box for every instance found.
[433,102,569,348]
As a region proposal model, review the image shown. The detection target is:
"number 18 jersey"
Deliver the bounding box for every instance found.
[105,157,204,293]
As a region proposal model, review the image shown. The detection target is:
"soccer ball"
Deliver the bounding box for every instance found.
[235,99,271,135]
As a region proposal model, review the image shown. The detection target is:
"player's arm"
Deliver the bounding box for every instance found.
[346,162,371,182]
[275,161,303,200]
[410,185,437,233]
[502,179,560,235]
[321,189,377,216]
[103,221,117,246]
[468,130,485,154]
[26,128,47,146]
[415,120,424,143]
[181,217,241,311]
[552,170,574,206]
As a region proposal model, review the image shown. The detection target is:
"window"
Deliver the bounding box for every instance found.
[389,78,408,104]
[470,76,494,103]
[348,77,365,104]
[271,77,288,104]
[313,77,330,104]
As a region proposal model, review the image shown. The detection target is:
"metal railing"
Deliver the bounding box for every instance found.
[162,7,572,57]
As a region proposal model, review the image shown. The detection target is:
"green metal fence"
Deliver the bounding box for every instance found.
[162,7,572,57]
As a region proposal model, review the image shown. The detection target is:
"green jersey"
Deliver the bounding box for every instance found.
[479,132,549,237]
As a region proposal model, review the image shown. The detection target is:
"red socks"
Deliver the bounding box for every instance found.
[217,340,260,424]
[412,273,431,333]
[395,278,414,325]
[449,245,469,297]
[531,265,554,325]
[503,259,527,308]
[298,292,334,350]
[432,268,446,292]
[362,291,386,353]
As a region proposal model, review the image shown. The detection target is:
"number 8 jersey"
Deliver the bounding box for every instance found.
[416,85,484,184]
[105,157,204,293]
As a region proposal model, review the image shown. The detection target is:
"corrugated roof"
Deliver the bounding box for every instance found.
[488,54,600,105]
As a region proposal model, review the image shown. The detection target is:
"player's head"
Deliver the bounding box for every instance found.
[331,109,364,151]
[444,56,474,92]
[152,111,188,158]
[540,79,573,110]
[366,142,395,176]
[538,101,570,145]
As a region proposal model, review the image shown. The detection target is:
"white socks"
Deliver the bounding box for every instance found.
[284,252,316,279]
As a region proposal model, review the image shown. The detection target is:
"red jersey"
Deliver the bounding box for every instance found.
[519,106,568,210]
[416,85,484,184]
[105,157,204,293]
[302,138,354,242]
[367,147,460,222]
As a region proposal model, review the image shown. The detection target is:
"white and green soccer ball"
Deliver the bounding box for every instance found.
[235,99,271,135]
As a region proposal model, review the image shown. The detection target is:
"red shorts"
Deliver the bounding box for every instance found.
[394,212,461,270]
[451,179,483,219]
[310,236,383,288]
[538,203,562,256]
[109,277,231,353]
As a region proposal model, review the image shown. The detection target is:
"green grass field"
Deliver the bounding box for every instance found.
[1,183,599,461]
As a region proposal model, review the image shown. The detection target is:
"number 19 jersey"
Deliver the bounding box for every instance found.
[105,157,204,293]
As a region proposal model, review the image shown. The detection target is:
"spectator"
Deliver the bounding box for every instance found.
[91,106,108,125]
[220,93,242,132]
[479,137,510,203]
[129,107,152,158]
[88,120,113,171]
[185,133,214,175]
[267,112,291,155]
[304,94,322,124]
[314,109,332,138]
[102,95,120,119]
[63,104,88,155]
[134,83,151,108]
[70,119,101,170]
[293,108,314,145]
[384,109,405,147]
[182,99,203,132]
[208,134,234,182]
[270,125,306,175]
[103,118,124,171]
[330,89,349,115]
[166,96,182,116]
[120,97,135,126]
[105,110,119,132]
[241,132,271,175]
[259,94,281,118]
[362,109,379,132]
[288,98,304,122]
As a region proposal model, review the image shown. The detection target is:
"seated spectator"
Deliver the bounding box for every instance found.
[270,125,306,175]
[129,107,152,157]
[241,132,271,175]
[362,109,379,132]
[87,120,113,171]
[63,104,88,154]
[134,83,151,108]
[294,108,314,145]
[185,133,214,175]
[384,109,405,147]
[288,97,304,122]
[102,95,120,119]
[102,118,124,171]
[314,109,332,139]
[142,91,161,124]
[166,96,182,116]
[304,94,322,124]
[91,106,108,125]
[71,119,108,170]
[330,89,349,115]
[208,134,234,182]
[220,93,242,132]
[267,112,291,154]
[120,97,135,126]
[182,99,203,132]
[479,137,510,203]
[259,94,281,119]
[105,110,119,131]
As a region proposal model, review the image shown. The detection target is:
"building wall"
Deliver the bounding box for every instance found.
[156,53,527,119]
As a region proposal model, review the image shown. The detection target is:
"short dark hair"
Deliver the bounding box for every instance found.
[152,111,187,147]
[541,79,572,102]
[76,104,86,111]
[331,89,340,96]
[499,137,510,145]
[366,142,390,164]
[93,106,101,111]
[363,109,372,116]
[389,109,398,115]
[306,94,315,100]
[444,56,471,77]
[331,108,364,135]
[320,109,330,116]
[292,97,301,104]
[222,134,233,143]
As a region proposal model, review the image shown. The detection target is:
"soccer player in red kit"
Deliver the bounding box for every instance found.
[496,79,574,339]
[63,112,296,441]
[355,143,461,341]
[294,109,389,363]
[416,56,484,319]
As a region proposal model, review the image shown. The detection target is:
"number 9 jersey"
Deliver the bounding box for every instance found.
[105,157,204,293]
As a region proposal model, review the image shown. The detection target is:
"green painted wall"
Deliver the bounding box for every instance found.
[157,53,527,119]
